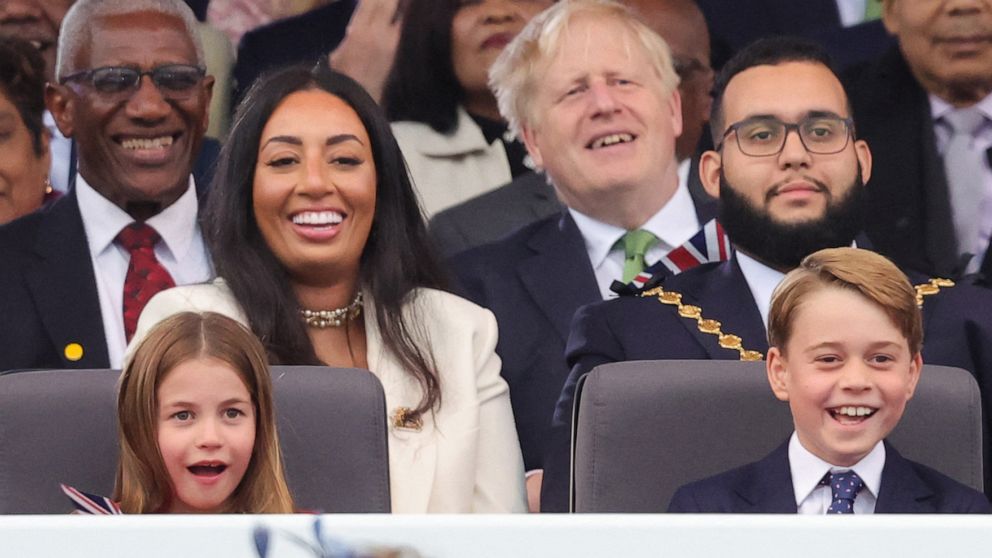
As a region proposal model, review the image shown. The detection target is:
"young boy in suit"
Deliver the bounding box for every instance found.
[668,247,991,513]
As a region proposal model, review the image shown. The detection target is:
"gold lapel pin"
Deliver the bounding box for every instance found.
[64,343,84,362]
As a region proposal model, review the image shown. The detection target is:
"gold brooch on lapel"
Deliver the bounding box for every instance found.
[914,278,954,307]
[641,286,764,361]
[391,407,423,431]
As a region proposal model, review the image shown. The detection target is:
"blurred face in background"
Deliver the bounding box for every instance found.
[626,0,713,160]
[0,0,75,82]
[0,88,50,224]
[450,0,552,118]
[883,0,992,105]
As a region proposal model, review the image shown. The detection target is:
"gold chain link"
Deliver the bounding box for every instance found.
[641,286,764,361]
[642,277,954,362]
[914,278,955,307]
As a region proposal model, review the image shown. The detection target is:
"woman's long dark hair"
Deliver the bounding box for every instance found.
[381,0,462,134]
[205,63,447,417]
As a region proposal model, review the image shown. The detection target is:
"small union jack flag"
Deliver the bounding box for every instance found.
[611,219,732,295]
[61,483,123,515]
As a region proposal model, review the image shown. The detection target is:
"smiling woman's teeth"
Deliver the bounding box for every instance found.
[121,136,174,150]
[292,211,344,226]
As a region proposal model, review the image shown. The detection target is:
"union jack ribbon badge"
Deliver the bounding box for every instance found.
[613,219,732,295]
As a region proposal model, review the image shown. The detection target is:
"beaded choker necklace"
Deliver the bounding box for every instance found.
[299,292,363,328]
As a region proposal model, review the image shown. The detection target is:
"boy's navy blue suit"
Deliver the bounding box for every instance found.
[452,196,717,473]
[540,255,992,511]
[668,440,991,513]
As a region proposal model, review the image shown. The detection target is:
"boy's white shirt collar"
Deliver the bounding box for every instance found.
[789,431,885,513]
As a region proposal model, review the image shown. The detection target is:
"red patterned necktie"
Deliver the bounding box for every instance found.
[117,223,175,342]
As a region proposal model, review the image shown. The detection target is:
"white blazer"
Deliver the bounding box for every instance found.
[392,106,512,219]
[131,280,527,513]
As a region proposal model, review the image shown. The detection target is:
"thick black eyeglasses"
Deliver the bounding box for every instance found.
[717,114,855,157]
[60,64,206,101]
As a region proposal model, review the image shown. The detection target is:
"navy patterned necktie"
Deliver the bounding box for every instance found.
[820,470,864,514]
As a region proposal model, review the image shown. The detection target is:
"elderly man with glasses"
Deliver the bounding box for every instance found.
[0,0,214,372]
[541,36,992,512]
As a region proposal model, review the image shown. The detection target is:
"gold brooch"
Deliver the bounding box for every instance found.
[914,278,954,307]
[391,407,423,431]
[642,286,764,361]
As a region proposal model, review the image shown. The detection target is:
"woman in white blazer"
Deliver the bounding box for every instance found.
[382,0,551,218]
[131,65,526,513]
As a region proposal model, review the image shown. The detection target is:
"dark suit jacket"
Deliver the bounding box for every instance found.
[668,440,991,513]
[431,160,715,259]
[233,0,356,102]
[0,190,110,371]
[429,171,562,258]
[844,46,978,278]
[0,147,215,373]
[698,0,890,70]
[452,196,717,474]
[540,256,992,511]
[699,0,841,68]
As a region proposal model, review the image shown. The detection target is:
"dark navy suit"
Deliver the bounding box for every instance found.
[843,46,992,279]
[0,159,213,373]
[452,197,717,474]
[668,440,991,513]
[0,190,110,371]
[697,0,891,70]
[540,256,992,511]
[233,0,356,102]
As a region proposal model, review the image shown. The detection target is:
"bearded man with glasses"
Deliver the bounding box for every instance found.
[541,36,992,511]
[0,0,215,372]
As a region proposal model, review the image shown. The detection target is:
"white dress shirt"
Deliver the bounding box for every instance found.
[735,251,787,330]
[790,431,884,514]
[737,238,860,328]
[930,93,992,273]
[570,160,700,300]
[76,175,213,368]
[44,111,72,194]
[835,0,869,27]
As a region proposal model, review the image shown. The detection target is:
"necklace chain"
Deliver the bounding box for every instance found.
[300,292,363,328]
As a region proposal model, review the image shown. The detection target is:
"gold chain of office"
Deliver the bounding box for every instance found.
[641,277,955,362]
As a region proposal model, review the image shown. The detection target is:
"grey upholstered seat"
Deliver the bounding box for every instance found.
[0,366,390,514]
[571,360,983,512]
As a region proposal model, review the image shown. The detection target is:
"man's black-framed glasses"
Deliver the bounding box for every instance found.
[60,64,206,101]
[717,114,854,157]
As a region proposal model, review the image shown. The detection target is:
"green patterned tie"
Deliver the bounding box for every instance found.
[864,0,882,22]
[619,229,659,283]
